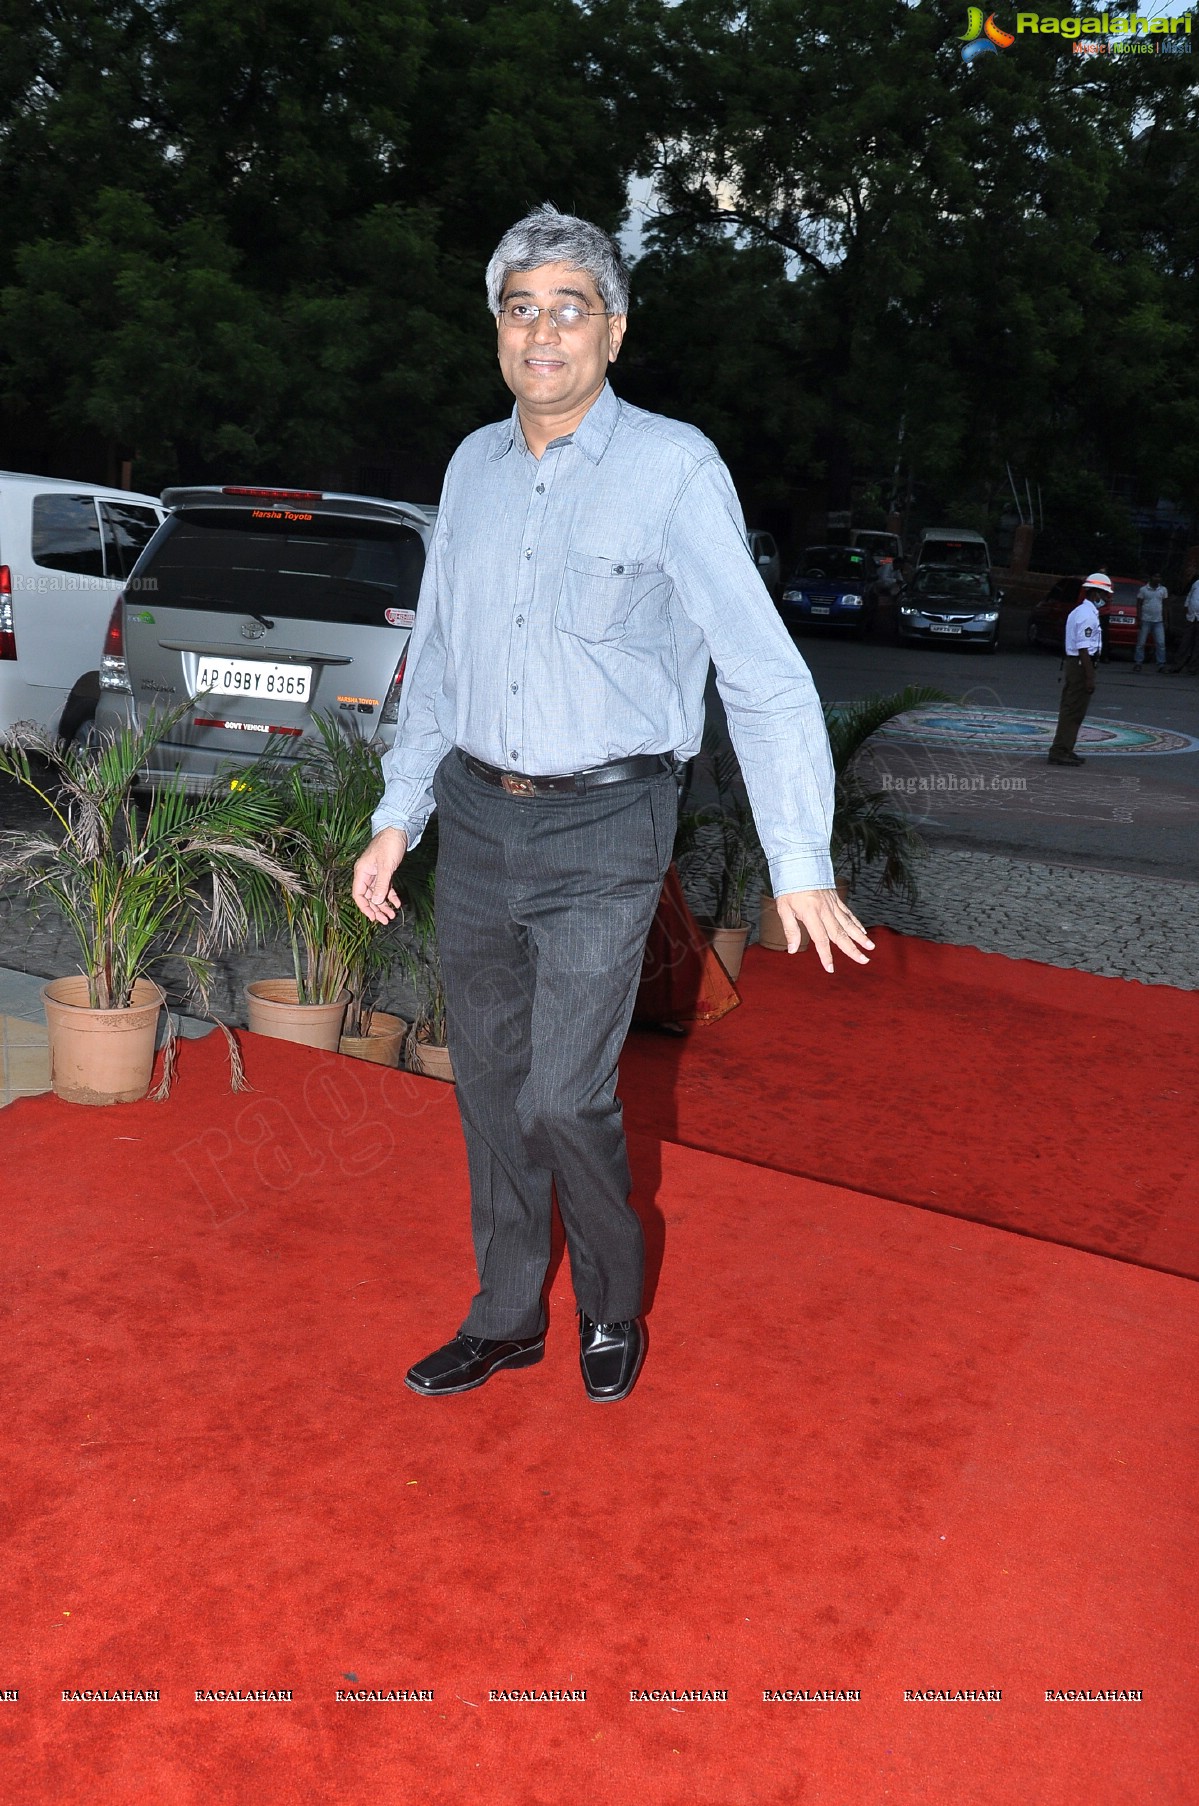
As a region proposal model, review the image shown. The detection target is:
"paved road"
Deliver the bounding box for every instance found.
[795,630,1199,881]
[722,629,1199,988]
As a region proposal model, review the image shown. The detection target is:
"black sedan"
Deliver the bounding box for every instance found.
[896,567,1002,652]
[778,546,876,635]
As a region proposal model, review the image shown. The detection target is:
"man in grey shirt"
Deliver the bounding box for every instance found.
[352,204,872,1404]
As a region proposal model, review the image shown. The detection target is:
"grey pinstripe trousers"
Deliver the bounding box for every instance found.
[431,749,677,1340]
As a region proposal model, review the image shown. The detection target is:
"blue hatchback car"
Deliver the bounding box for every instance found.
[778,545,876,635]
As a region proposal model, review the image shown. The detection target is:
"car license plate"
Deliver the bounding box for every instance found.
[811,606,830,615]
[194,658,312,702]
[930,624,962,634]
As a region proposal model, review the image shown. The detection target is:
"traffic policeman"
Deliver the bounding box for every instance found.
[1047,572,1109,766]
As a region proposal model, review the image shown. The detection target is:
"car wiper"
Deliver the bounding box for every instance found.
[251,612,275,629]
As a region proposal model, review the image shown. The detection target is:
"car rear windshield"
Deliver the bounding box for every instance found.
[795,549,870,580]
[131,509,425,625]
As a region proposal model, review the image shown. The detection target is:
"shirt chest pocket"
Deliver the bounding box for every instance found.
[556,551,642,643]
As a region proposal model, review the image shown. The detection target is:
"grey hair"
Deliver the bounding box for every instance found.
[485,203,630,315]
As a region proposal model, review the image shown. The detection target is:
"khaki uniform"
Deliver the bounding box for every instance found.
[1048,599,1101,758]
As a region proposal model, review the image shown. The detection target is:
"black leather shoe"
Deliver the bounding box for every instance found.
[405,1332,544,1397]
[578,1313,646,1402]
[1047,751,1085,765]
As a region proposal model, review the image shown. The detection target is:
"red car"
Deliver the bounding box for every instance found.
[1026,575,1142,657]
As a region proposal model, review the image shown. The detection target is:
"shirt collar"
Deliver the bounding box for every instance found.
[488,381,621,464]
[490,409,521,461]
[571,381,620,463]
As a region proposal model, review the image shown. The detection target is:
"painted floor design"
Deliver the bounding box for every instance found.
[876,705,1199,756]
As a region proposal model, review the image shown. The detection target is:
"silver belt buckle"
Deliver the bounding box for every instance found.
[501,772,537,797]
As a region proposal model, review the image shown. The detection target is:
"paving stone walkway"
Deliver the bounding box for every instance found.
[853,846,1199,989]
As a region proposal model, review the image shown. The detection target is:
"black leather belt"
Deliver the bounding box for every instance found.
[458,749,673,797]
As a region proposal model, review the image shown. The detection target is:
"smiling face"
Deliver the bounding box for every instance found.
[496,260,626,443]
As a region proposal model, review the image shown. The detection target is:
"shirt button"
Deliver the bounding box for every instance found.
[614,565,624,574]
[536,484,545,494]
[524,548,532,559]
[510,750,519,762]
[511,682,519,693]
[515,615,525,626]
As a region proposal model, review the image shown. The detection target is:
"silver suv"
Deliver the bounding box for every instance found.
[95,485,435,786]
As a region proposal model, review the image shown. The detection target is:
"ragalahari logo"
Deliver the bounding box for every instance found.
[961,9,1193,58]
[961,7,1016,58]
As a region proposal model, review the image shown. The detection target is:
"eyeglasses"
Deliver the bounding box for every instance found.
[499,301,611,331]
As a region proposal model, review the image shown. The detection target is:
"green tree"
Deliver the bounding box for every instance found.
[620,232,818,502]
[641,0,1197,536]
[0,0,665,486]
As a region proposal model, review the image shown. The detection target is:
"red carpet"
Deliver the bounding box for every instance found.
[621,929,1199,1279]
[1,1027,1194,1804]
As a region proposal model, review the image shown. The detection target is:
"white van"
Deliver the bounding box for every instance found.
[0,472,164,741]
[916,527,991,572]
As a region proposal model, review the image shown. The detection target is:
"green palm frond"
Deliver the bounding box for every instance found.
[832,770,926,903]
[671,690,950,917]
[0,705,298,1015]
[824,688,950,898]
[249,713,402,1017]
[823,685,950,775]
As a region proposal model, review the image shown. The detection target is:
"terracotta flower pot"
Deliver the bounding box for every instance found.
[245,979,348,1052]
[759,878,852,953]
[339,1011,408,1068]
[42,976,162,1106]
[758,893,790,952]
[411,1040,455,1083]
[708,924,750,983]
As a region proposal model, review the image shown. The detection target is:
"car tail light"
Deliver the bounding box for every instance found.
[99,594,131,692]
[379,647,409,724]
[0,565,15,660]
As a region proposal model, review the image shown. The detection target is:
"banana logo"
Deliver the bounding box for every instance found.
[961,8,1015,59]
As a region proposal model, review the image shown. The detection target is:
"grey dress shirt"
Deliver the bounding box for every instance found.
[372,381,836,893]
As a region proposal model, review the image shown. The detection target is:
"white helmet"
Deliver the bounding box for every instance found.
[1084,571,1113,594]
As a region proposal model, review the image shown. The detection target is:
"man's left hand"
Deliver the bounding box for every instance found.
[774,889,874,972]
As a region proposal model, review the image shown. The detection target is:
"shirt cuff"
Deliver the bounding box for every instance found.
[370,801,430,850]
[768,850,837,895]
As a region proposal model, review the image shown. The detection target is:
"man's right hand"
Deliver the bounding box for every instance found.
[352,826,408,923]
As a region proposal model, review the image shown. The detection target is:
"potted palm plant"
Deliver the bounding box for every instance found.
[339,930,409,1068]
[758,684,948,950]
[826,684,948,895]
[0,708,294,1104]
[246,717,405,1058]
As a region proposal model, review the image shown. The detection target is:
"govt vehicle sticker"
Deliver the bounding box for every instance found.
[385,608,415,627]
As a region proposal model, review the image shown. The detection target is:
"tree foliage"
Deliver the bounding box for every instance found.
[0,0,662,484]
[0,0,1194,545]
[644,0,1199,534]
